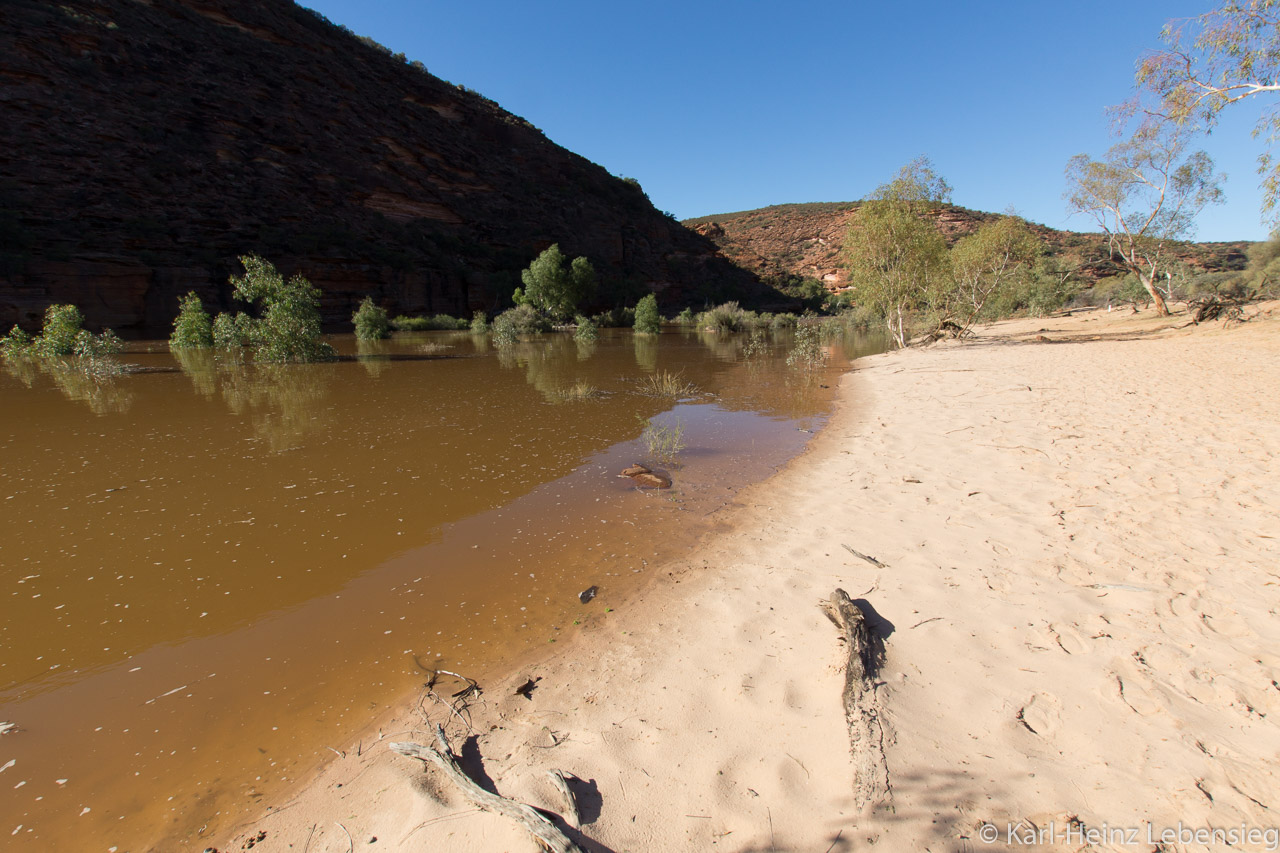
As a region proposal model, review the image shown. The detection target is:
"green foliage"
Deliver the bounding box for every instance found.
[592,306,636,328]
[1064,124,1224,314]
[0,325,32,358]
[491,304,551,345]
[634,293,661,334]
[34,304,86,356]
[352,296,391,341]
[675,307,695,325]
[391,314,468,331]
[211,312,247,350]
[842,163,951,348]
[786,323,827,369]
[945,217,1043,332]
[228,256,336,363]
[470,311,490,334]
[1135,2,1280,220]
[170,291,214,349]
[519,244,597,320]
[641,416,686,465]
[74,328,123,359]
[573,315,599,341]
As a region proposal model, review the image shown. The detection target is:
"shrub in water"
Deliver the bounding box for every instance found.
[352,296,391,341]
[574,315,599,341]
[170,291,214,349]
[634,293,661,335]
[470,310,489,334]
[34,304,85,356]
[0,325,33,358]
[228,255,335,363]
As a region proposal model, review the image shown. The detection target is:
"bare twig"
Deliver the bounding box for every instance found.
[335,821,353,853]
[842,543,887,569]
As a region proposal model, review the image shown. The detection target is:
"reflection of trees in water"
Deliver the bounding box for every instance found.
[172,349,220,397]
[3,356,135,414]
[575,338,596,361]
[173,353,332,451]
[355,340,390,379]
[221,363,331,451]
[633,334,657,372]
[496,335,599,404]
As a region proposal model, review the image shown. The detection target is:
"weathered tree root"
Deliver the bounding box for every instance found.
[390,726,586,853]
[820,588,892,813]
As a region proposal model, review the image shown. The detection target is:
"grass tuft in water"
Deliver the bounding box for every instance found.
[637,370,697,397]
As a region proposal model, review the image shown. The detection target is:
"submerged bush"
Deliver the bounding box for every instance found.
[34,304,85,356]
[491,304,551,345]
[675,307,695,325]
[0,325,33,358]
[352,296,391,341]
[573,315,599,342]
[469,310,489,334]
[228,255,336,363]
[634,293,661,335]
[170,291,214,349]
[786,323,827,369]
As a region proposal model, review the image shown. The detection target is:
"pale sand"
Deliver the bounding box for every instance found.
[221,303,1280,853]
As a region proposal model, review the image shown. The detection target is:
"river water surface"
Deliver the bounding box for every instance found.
[0,326,884,850]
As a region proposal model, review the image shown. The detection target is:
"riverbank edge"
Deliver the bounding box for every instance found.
[217,302,1280,853]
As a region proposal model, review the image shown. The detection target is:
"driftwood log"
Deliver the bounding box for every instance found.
[820,588,891,813]
[390,726,586,853]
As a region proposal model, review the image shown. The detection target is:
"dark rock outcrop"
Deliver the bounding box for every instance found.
[0,0,765,333]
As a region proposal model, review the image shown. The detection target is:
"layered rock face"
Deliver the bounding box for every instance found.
[0,0,762,334]
[685,203,1250,289]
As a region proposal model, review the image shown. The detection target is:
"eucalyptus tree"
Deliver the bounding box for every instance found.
[1065,125,1224,315]
[843,157,952,347]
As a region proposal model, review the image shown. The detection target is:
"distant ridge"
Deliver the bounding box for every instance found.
[684,202,1250,288]
[0,0,765,333]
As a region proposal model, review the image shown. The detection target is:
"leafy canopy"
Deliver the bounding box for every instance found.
[1134,1,1280,219]
[352,296,391,341]
[519,244,597,320]
[1064,124,1224,314]
[227,255,336,363]
[170,291,214,349]
[843,157,952,347]
[633,293,661,334]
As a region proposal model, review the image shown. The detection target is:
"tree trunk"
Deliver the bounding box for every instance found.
[1139,272,1169,316]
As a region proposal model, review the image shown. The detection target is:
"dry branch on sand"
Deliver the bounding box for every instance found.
[390,726,587,853]
[820,588,891,813]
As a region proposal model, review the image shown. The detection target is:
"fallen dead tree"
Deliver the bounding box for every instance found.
[820,588,892,813]
[390,725,586,853]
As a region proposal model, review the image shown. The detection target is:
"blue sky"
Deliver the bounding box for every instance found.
[301,0,1271,242]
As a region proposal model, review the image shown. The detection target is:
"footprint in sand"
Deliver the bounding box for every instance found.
[1017,692,1062,736]
[1109,662,1165,717]
[1048,623,1088,655]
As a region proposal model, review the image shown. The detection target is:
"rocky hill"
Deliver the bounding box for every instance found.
[0,0,764,334]
[685,202,1251,289]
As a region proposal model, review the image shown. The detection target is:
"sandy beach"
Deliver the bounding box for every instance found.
[220,302,1280,853]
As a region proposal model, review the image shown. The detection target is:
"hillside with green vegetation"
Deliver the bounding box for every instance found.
[684,201,1250,292]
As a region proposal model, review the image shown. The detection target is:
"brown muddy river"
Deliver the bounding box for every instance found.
[0,326,885,851]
